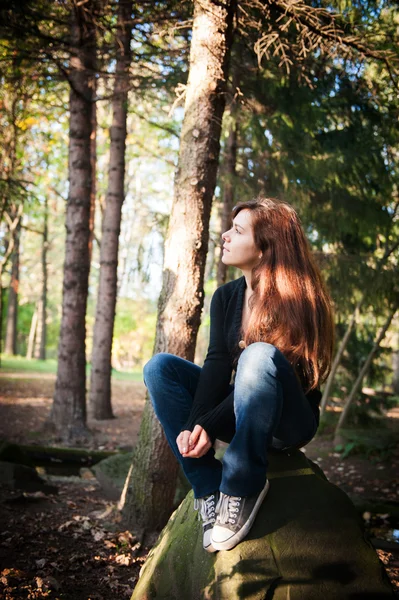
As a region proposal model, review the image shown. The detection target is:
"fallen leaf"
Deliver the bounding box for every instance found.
[114,554,130,566]
[58,520,74,531]
[92,529,105,542]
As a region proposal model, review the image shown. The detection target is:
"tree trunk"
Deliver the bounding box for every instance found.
[216,116,238,287]
[0,205,23,365]
[334,302,399,440]
[393,352,399,394]
[27,304,38,360]
[40,196,48,360]
[124,0,236,535]
[34,299,44,359]
[4,219,21,355]
[49,1,96,440]
[393,330,399,395]
[89,0,132,420]
[34,197,48,360]
[88,76,97,263]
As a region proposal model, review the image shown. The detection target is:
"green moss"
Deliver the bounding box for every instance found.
[132,450,394,600]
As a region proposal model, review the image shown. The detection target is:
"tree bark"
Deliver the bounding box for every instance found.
[334,302,399,440]
[34,196,48,360]
[40,197,48,360]
[89,0,132,420]
[124,0,236,535]
[27,304,38,360]
[0,206,23,365]
[88,76,97,263]
[4,219,21,355]
[49,1,96,440]
[393,330,399,395]
[34,299,44,359]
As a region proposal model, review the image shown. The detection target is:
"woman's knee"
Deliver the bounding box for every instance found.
[238,342,278,372]
[241,342,276,360]
[236,342,288,389]
[143,352,175,387]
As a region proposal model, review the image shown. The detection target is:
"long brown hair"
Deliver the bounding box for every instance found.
[233,197,334,391]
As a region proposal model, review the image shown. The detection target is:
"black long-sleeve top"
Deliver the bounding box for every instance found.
[182,276,321,440]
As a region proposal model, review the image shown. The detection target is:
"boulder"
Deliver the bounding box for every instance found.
[131,449,394,600]
[93,452,133,499]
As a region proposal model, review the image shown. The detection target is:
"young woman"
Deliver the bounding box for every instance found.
[143,197,334,553]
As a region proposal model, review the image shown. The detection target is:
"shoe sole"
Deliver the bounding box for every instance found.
[211,479,270,551]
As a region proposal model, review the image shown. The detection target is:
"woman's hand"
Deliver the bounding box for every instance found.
[176,425,212,458]
[176,430,192,455]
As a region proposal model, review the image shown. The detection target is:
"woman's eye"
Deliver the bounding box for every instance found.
[235,227,240,234]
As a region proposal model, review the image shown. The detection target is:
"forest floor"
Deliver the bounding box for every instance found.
[0,369,398,599]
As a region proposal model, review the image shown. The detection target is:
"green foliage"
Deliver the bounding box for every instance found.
[334,427,398,461]
[111,297,157,369]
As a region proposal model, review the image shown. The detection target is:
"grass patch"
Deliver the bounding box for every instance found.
[0,356,58,374]
[0,355,143,382]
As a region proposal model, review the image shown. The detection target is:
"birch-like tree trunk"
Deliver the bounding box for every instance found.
[89,0,132,420]
[0,206,23,363]
[49,1,96,439]
[334,302,399,440]
[124,0,236,535]
[34,196,48,360]
[27,304,38,359]
[4,219,21,355]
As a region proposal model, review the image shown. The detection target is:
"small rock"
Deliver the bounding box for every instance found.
[80,468,95,480]
[42,576,61,591]
[35,558,47,569]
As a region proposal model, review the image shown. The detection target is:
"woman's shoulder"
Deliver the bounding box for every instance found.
[214,276,245,300]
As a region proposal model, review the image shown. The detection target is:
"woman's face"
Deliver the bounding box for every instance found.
[221,209,261,271]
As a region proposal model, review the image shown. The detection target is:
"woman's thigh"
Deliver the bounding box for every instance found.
[235,342,317,447]
[143,352,202,416]
[267,348,317,446]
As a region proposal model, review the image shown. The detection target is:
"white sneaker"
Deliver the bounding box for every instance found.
[211,480,270,551]
[194,491,219,553]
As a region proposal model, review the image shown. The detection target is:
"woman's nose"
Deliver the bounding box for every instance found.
[222,230,229,242]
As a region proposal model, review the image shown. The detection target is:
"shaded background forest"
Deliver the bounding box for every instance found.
[1,0,399,534]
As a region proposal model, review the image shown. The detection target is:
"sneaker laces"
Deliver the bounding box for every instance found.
[216,493,242,525]
[194,493,217,526]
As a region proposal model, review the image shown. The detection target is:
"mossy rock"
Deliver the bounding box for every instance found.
[93,452,133,499]
[132,449,394,600]
[0,441,35,468]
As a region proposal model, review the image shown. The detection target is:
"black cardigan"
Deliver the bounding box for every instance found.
[182,276,321,440]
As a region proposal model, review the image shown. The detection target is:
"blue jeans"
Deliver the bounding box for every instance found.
[143,342,318,499]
